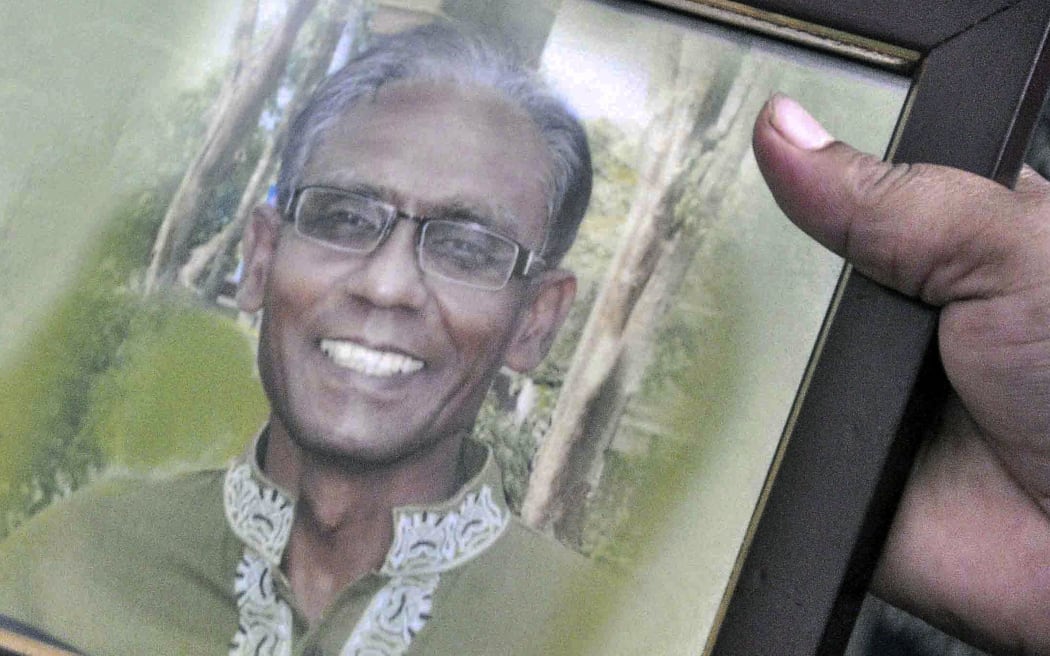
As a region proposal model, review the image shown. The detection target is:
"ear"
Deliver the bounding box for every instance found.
[503,269,577,373]
[236,204,283,313]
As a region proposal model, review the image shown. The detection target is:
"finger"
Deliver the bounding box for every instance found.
[752,94,1038,306]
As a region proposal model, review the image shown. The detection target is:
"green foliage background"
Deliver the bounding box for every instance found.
[0,192,267,535]
[0,2,295,536]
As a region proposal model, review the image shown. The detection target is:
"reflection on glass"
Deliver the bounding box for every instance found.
[0,0,906,654]
[524,1,908,652]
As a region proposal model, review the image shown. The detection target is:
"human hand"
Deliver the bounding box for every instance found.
[753,93,1050,652]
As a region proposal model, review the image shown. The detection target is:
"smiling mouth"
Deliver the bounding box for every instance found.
[319,339,424,377]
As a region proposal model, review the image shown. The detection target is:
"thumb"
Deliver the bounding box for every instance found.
[752,93,1039,306]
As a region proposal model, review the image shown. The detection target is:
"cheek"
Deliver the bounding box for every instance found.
[437,292,525,366]
[268,250,330,322]
[254,313,287,416]
[257,252,334,383]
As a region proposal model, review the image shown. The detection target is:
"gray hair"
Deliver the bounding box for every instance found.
[276,22,592,266]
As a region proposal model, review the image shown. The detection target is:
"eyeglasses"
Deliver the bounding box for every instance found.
[285,186,546,291]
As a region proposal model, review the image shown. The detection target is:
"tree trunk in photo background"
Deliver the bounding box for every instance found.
[216,0,262,115]
[178,0,372,298]
[521,40,772,548]
[176,131,277,293]
[143,0,320,294]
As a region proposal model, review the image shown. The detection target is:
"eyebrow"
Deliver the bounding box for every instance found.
[312,180,514,234]
[425,199,500,227]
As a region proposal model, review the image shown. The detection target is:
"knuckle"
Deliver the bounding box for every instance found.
[846,156,926,213]
[837,155,944,295]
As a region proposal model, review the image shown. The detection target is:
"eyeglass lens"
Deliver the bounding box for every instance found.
[294,187,520,290]
[295,188,387,252]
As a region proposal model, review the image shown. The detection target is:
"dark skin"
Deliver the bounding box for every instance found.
[236,80,577,621]
[754,94,1050,654]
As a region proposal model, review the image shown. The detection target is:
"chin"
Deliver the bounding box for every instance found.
[286,423,439,468]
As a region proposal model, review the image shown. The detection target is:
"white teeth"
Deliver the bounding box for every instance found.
[319,339,424,377]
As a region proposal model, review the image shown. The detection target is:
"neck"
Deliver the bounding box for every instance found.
[262,417,467,621]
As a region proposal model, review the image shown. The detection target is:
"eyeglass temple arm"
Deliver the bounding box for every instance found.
[514,249,545,278]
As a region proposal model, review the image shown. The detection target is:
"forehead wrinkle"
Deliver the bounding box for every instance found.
[305,176,396,203]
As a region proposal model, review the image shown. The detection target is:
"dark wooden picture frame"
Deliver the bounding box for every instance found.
[625,1,1050,654]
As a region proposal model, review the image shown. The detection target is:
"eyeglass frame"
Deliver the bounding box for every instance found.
[282,185,548,291]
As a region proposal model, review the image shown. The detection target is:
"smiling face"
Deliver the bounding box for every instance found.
[238,80,576,466]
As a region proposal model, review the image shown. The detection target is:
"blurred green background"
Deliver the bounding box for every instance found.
[0,0,268,528]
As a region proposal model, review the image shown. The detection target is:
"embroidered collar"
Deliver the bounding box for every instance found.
[224,431,510,656]
[224,432,510,575]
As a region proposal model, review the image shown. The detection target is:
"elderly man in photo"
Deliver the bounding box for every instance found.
[0,25,597,656]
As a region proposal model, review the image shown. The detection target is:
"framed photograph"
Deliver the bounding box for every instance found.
[0,1,1047,655]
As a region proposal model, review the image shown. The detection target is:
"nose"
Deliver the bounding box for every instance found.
[348,219,428,309]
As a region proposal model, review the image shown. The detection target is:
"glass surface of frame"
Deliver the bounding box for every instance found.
[532,2,905,653]
[683,0,1050,654]
[1,1,1048,655]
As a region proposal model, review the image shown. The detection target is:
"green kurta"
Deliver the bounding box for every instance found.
[0,439,605,655]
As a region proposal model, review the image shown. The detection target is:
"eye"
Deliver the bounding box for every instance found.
[318,208,379,237]
[305,209,380,244]
[296,190,386,248]
[428,232,500,270]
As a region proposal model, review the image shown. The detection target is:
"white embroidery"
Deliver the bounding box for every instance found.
[224,462,293,565]
[225,463,295,656]
[342,485,508,655]
[223,452,509,656]
[231,551,293,656]
[384,486,508,576]
[339,575,439,656]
